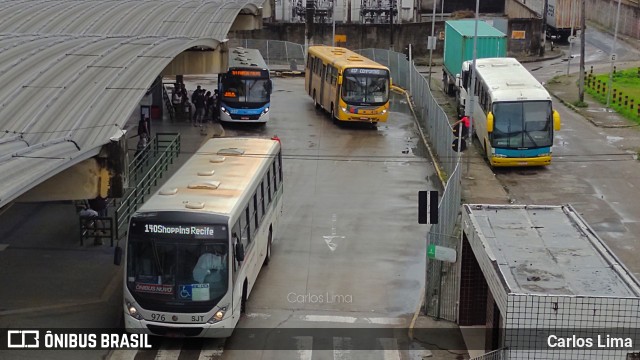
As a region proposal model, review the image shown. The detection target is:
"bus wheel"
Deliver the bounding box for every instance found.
[263,228,272,266]
[330,107,338,124]
[241,281,248,314]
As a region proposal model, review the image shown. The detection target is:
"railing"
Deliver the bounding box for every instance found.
[114,133,180,241]
[79,216,114,246]
[162,83,175,122]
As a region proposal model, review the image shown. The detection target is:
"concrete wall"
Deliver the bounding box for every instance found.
[587,0,640,39]
[230,19,543,57]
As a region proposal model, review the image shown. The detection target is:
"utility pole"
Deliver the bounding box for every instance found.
[566,0,576,75]
[578,0,586,103]
[540,0,548,56]
[332,0,336,46]
[605,0,622,109]
[389,0,395,50]
[428,0,437,89]
[466,0,479,174]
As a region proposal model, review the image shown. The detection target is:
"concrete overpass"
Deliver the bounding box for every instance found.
[0,0,268,209]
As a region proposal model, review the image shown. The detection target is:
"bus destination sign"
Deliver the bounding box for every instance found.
[144,224,218,236]
[231,70,263,77]
[345,68,387,75]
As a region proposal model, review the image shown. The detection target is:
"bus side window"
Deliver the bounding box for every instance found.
[266,169,272,202]
[272,161,278,190]
[252,193,259,230]
[307,55,312,71]
[244,206,251,244]
[325,65,331,83]
[232,223,240,272]
[278,151,283,183]
[259,181,265,220]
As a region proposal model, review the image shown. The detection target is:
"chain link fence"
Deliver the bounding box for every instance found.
[228,39,306,71]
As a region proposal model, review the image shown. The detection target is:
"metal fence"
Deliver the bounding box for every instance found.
[114,132,180,240]
[228,39,306,70]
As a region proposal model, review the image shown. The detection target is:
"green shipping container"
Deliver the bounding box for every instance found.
[443,20,507,95]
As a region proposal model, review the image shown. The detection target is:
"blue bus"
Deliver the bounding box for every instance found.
[219,48,272,124]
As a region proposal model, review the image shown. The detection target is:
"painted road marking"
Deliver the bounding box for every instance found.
[300,314,358,323]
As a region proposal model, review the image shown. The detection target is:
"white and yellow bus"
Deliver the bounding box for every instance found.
[305,46,391,125]
[457,57,561,167]
[122,137,283,337]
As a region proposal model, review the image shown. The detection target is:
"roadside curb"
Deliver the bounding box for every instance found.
[408,286,425,341]
[548,90,638,129]
[519,49,565,63]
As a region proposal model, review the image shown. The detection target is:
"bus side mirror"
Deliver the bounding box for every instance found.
[267,80,273,94]
[235,242,245,262]
[553,110,561,131]
[114,245,123,266]
[337,75,342,85]
[487,112,494,133]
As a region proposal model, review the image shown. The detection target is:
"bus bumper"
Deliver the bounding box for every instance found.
[490,156,552,167]
[125,313,235,338]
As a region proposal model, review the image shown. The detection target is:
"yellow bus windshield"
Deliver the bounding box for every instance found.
[341,68,389,105]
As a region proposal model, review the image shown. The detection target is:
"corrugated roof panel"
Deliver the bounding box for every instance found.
[0,0,263,208]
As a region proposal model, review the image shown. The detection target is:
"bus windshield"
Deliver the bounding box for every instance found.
[492,101,553,149]
[341,68,389,105]
[221,76,270,104]
[127,236,229,306]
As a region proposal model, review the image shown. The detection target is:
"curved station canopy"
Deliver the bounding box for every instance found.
[0,0,263,208]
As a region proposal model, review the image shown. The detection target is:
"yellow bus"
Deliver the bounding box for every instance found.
[305,46,391,125]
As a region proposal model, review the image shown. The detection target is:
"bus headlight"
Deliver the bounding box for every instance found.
[221,107,230,115]
[494,154,507,158]
[262,107,269,114]
[207,306,228,324]
[381,109,387,114]
[538,153,550,157]
[126,301,143,320]
[341,107,347,113]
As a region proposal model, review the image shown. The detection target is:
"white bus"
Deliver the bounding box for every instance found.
[121,137,283,337]
[457,57,561,167]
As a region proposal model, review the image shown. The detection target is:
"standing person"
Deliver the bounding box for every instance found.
[88,196,108,218]
[192,85,206,127]
[452,115,470,138]
[204,91,213,121]
[138,116,150,141]
[212,89,220,122]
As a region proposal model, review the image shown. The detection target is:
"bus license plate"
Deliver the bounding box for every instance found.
[241,116,249,120]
